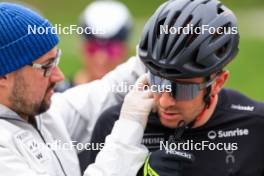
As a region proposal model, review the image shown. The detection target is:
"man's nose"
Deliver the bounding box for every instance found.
[159,92,177,108]
[49,66,65,83]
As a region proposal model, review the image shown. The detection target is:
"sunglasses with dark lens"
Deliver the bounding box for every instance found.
[29,49,61,77]
[148,72,216,101]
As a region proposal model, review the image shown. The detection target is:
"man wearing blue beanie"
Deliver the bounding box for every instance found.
[0,3,154,176]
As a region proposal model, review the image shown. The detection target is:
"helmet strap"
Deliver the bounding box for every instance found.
[187,83,215,128]
[203,76,212,108]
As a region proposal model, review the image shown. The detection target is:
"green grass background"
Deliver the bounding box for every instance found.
[5,0,264,101]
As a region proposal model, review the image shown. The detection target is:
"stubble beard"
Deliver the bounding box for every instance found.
[8,74,51,120]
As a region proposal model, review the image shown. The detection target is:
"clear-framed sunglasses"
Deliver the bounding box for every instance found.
[28,49,61,77]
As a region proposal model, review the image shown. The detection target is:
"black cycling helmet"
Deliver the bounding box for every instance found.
[79,0,132,41]
[138,0,239,79]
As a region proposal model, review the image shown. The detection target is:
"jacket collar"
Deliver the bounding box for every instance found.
[0,104,26,122]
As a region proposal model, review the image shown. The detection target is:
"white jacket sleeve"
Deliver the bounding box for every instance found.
[47,56,147,145]
[84,119,149,176]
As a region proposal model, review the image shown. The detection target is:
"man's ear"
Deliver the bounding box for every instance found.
[211,71,229,96]
[0,75,8,87]
[0,72,15,88]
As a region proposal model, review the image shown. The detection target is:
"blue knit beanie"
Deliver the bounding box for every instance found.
[0,3,59,76]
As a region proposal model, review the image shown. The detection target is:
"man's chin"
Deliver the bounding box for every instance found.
[159,118,181,129]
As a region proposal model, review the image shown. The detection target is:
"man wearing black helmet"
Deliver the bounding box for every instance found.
[88,0,264,175]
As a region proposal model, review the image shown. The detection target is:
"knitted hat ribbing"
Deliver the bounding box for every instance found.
[0,3,59,76]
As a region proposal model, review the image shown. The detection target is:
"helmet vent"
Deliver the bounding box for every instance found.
[164,68,182,75]
[169,11,181,29]
[147,62,182,75]
[210,22,231,43]
[157,18,166,39]
[147,61,160,71]
[171,15,193,55]
[141,34,149,51]
[215,40,230,58]
[185,20,201,47]
[190,48,199,62]
[202,0,210,4]
[217,4,224,14]
[183,15,193,29]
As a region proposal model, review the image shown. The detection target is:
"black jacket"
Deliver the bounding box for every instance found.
[79,89,264,176]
